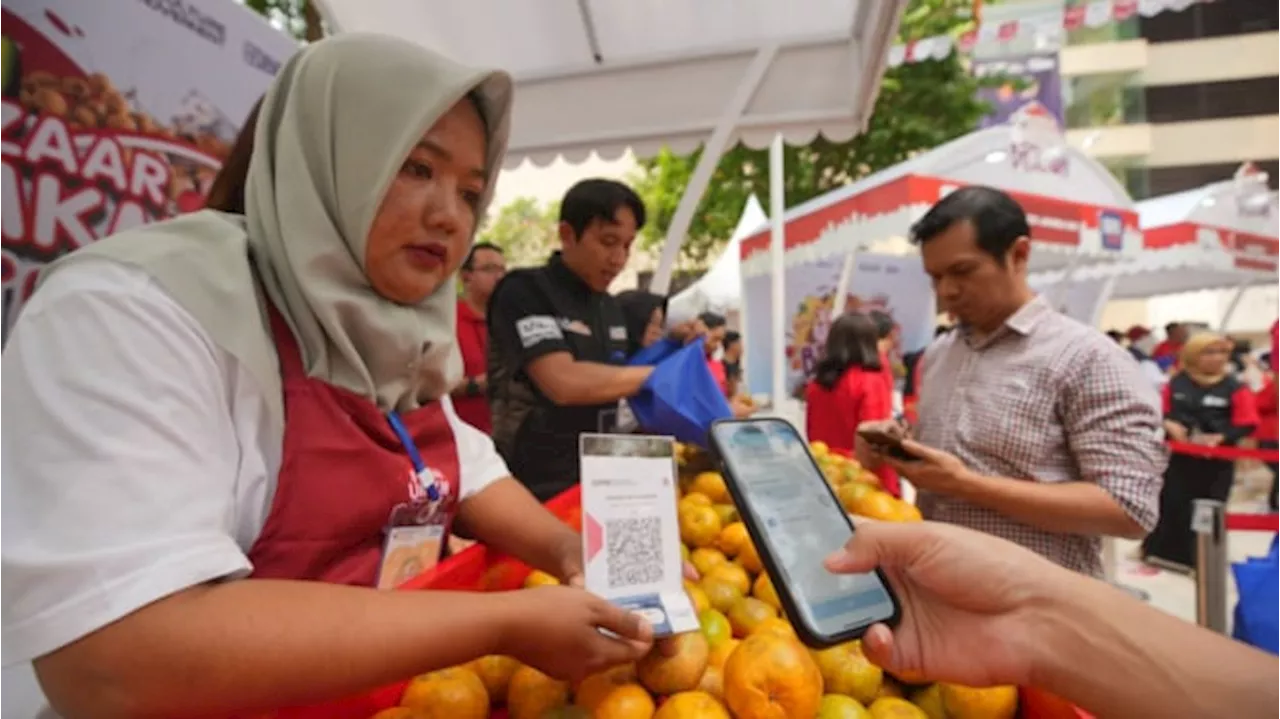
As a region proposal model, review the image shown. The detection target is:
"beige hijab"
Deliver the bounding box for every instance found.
[43,34,512,432]
[1180,332,1231,386]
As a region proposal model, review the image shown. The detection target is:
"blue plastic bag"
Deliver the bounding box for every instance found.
[1231,536,1278,655]
[627,338,732,446]
[628,337,682,367]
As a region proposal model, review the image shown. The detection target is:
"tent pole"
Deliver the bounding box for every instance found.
[832,243,859,317]
[769,134,787,411]
[1217,280,1250,332]
[650,45,778,295]
[1089,274,1119,329]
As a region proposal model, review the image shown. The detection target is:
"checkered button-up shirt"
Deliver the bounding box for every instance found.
[915,295,1167,577]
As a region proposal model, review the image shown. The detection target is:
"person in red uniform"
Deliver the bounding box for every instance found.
[0,37,653,718]
[1254,353,1278,510]
[805,312,899,495]
[453,242,505,432]
[1143,333,1259,571]
[1151,322,1188,365]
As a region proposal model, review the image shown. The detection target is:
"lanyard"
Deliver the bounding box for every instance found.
[386,411,439,501]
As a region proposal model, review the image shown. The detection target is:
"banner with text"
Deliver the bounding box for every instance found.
[973,52,1063,129]
[743,254,936,397]
[1,0,296,339]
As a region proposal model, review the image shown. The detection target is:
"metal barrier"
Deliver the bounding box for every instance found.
[1192,499,1229,633]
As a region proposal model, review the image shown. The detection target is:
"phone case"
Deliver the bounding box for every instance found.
[706,417,901,649]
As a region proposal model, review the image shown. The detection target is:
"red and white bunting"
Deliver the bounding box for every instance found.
[887,0,1213,68]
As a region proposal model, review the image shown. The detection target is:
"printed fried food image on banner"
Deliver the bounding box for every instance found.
[0,0,295,340]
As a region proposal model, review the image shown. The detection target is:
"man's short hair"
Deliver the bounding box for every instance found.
[699,311,727,330]
[909,186,1031,261]
[868,309,896,340]
[559,179,647,238]
[724,330,741,347]
[462,242,502,271]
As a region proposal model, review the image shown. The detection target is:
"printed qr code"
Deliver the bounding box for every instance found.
[606,516,664,589]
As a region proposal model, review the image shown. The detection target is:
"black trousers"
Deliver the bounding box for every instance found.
[1142,454,1235,569]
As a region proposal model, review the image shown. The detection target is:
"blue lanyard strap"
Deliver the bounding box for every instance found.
[386,411,439,500]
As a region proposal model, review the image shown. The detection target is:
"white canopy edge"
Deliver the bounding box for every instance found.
[667,194,767,323]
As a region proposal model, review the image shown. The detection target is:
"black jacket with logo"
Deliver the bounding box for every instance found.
[486,253,630,500]
[1164,372,1257,446]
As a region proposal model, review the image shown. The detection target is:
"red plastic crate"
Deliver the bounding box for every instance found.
[263,485,1089,719]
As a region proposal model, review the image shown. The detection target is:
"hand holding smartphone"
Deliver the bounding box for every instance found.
[708,418,900,648]
[856,422,916,462]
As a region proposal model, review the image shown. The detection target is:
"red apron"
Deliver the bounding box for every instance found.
[246,309,461,586]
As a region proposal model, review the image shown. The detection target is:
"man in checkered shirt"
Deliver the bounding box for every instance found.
[858,186,1167,577]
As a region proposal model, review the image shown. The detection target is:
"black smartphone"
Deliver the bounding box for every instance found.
[856,425,916,462]
[707,417,900,648]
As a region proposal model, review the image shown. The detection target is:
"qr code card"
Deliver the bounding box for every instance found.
[580,434,699,637]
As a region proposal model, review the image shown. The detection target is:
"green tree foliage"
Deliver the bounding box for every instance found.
[241,0,322,42]
[630,0,994,267]
[476,196,561,269]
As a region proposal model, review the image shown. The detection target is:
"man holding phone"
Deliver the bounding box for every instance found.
[857,187,1167,578]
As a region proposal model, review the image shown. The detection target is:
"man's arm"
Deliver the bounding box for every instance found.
[489,275,652,407]
[944,475,1148,539]
[1032,568,1277,719]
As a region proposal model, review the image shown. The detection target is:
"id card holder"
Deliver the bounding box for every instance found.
[377,522,446,590]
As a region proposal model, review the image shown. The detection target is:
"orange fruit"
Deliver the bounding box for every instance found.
[752,573,782,610]
[653,691,731,719]
[680,492,713,508]
[707,638,739,669]
[910,684,946,719]
[736,541,763,575]
[811,641,883,704]
[690,471,730,503]
[888,668,930,686]
[705,562,750,596]
[816,694,872,719]
[524,570,560,587]
[892,500,923,523]
[466,655,520,705]
[700,577,744,614]
[836,482,878,515]
[810,441,830,457]
[727,597,778,638]
[712,503,739,526]
[939,683,1018,719]
[690,548,728,577]
[679,504,723,548]
[876,679,904,700]
[685,581,711,614]
[507,665,570,719]
[697,665,725,700]
[369,709,425,719]
[848,491,901,522]
[593,682,656,719]
[399,667,489,719]
[867,696,927,719]
[716,522,750,557]
[637,631,710,695]
[575,664,636,713]
[751,617,797,640]
[699,609,733,647]
[723,634,823,719]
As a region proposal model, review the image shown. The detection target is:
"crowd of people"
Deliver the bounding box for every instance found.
[1,33,1275,719]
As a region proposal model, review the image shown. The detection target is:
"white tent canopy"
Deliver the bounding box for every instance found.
[1030,168,1279,328]
[313,0,910,293]
[667,194,766,322]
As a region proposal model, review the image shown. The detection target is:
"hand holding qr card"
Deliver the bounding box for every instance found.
[580,434,700,638]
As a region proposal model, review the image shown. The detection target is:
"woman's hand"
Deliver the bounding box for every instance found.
[498,586,654,683]
[823,521,1066,689]
[730,395,755,419]
[1164,420,1189,442]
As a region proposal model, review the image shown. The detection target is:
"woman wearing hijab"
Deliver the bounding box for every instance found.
[1,35,653,718]
[1142,332,1260,572]
[616,290,668,357]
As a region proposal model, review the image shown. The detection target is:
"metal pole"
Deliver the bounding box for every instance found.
[1192,498,1229,634]
[769,134,787,411]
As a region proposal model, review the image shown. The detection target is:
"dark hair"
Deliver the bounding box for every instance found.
[813,312,882,390]
[616,291,667,356]
[1106,329,1124,344]
[205,96,262,214]
[560,179,647,238]
[462,241,502,270]
[868,309,895,340]
[724,330,741,348]
[909,186,1030,262]
[1165,322,1181,334]
[935,324,952,337]
[699,311,727,330]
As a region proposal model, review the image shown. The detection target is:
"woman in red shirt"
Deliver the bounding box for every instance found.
[1255,356,1278,510]
[805,312,898,495]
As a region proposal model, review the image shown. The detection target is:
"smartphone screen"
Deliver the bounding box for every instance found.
[710,418,898,643]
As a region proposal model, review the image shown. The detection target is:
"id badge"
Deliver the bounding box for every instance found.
[376,523,445,590]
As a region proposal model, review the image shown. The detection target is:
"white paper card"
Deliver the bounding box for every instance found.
[580,433,699,637]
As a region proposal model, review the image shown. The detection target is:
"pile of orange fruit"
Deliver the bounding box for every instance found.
[370,442,1017,719]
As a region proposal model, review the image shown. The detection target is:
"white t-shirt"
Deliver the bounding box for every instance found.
[0,259,509,717]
